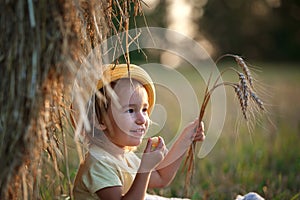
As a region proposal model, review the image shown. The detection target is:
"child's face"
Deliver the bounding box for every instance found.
[105,79,149,148]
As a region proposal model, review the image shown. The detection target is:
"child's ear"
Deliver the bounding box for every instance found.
[99,121,107,131]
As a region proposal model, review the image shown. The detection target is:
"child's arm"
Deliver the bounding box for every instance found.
[96,138,166,200]
[96,173,151,200]
[148,119,205,188]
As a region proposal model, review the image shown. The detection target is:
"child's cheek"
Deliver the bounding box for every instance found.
[115,113,135,131]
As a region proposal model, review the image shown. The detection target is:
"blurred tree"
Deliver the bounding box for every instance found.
[138,0,300,62]
[195,0,300,61]
[137,0,168,28]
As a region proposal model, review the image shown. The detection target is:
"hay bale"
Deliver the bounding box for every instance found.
[0,0,143,198]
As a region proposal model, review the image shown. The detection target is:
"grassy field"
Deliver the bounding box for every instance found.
[147,63,300,200]
[41,63,300,200]
[166,64,300,200]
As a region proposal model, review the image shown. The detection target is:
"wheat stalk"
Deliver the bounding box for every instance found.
[183,54,265,195]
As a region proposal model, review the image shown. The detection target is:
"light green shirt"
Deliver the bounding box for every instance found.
[73,133,140,200]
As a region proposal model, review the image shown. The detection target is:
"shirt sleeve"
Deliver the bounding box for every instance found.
[82,155,122,194]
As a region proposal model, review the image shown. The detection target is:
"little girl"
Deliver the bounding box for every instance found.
[73,64,205,200]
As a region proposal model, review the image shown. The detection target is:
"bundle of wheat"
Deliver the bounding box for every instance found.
[183,54,266,195]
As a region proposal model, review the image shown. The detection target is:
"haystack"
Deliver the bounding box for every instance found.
[0,0,141,199]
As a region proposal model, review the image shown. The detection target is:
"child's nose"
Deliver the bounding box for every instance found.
[135,111,146,125]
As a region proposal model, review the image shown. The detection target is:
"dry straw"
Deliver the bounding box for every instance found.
[0,0,144,199]
[183,54,266,195]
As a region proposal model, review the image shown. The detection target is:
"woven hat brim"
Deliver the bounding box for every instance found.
[97,64,156,114]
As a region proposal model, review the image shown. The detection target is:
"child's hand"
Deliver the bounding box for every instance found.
[193,121,205,142]
[139,137,167,173]
[180,119,205,148]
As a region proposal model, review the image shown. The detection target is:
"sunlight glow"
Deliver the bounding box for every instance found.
[167,0,196,38]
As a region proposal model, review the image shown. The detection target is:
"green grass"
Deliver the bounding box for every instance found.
[151,63,300,199]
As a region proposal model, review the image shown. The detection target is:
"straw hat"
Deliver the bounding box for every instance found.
[97,64,156,114]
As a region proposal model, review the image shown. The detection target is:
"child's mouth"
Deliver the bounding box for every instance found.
[129,128,145,136]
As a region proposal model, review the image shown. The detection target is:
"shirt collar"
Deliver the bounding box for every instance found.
[89,130,126,157]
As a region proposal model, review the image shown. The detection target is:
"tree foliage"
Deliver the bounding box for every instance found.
[196,0,300,61]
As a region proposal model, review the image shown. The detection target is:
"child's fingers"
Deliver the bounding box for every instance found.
[200,121,205,137]
[193,121,204,133]
[152,137,164,151]
[153,137,168,155]
[144,138,152,153]
[156,137,168,157]
[198,121,205,132]
[156,136,164,149]
[193,120,205,141]
[148,136,166,152]
[194,132,205,141]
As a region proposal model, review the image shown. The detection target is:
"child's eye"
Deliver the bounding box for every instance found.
[142,108,148,113]
[126,108,134,113]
